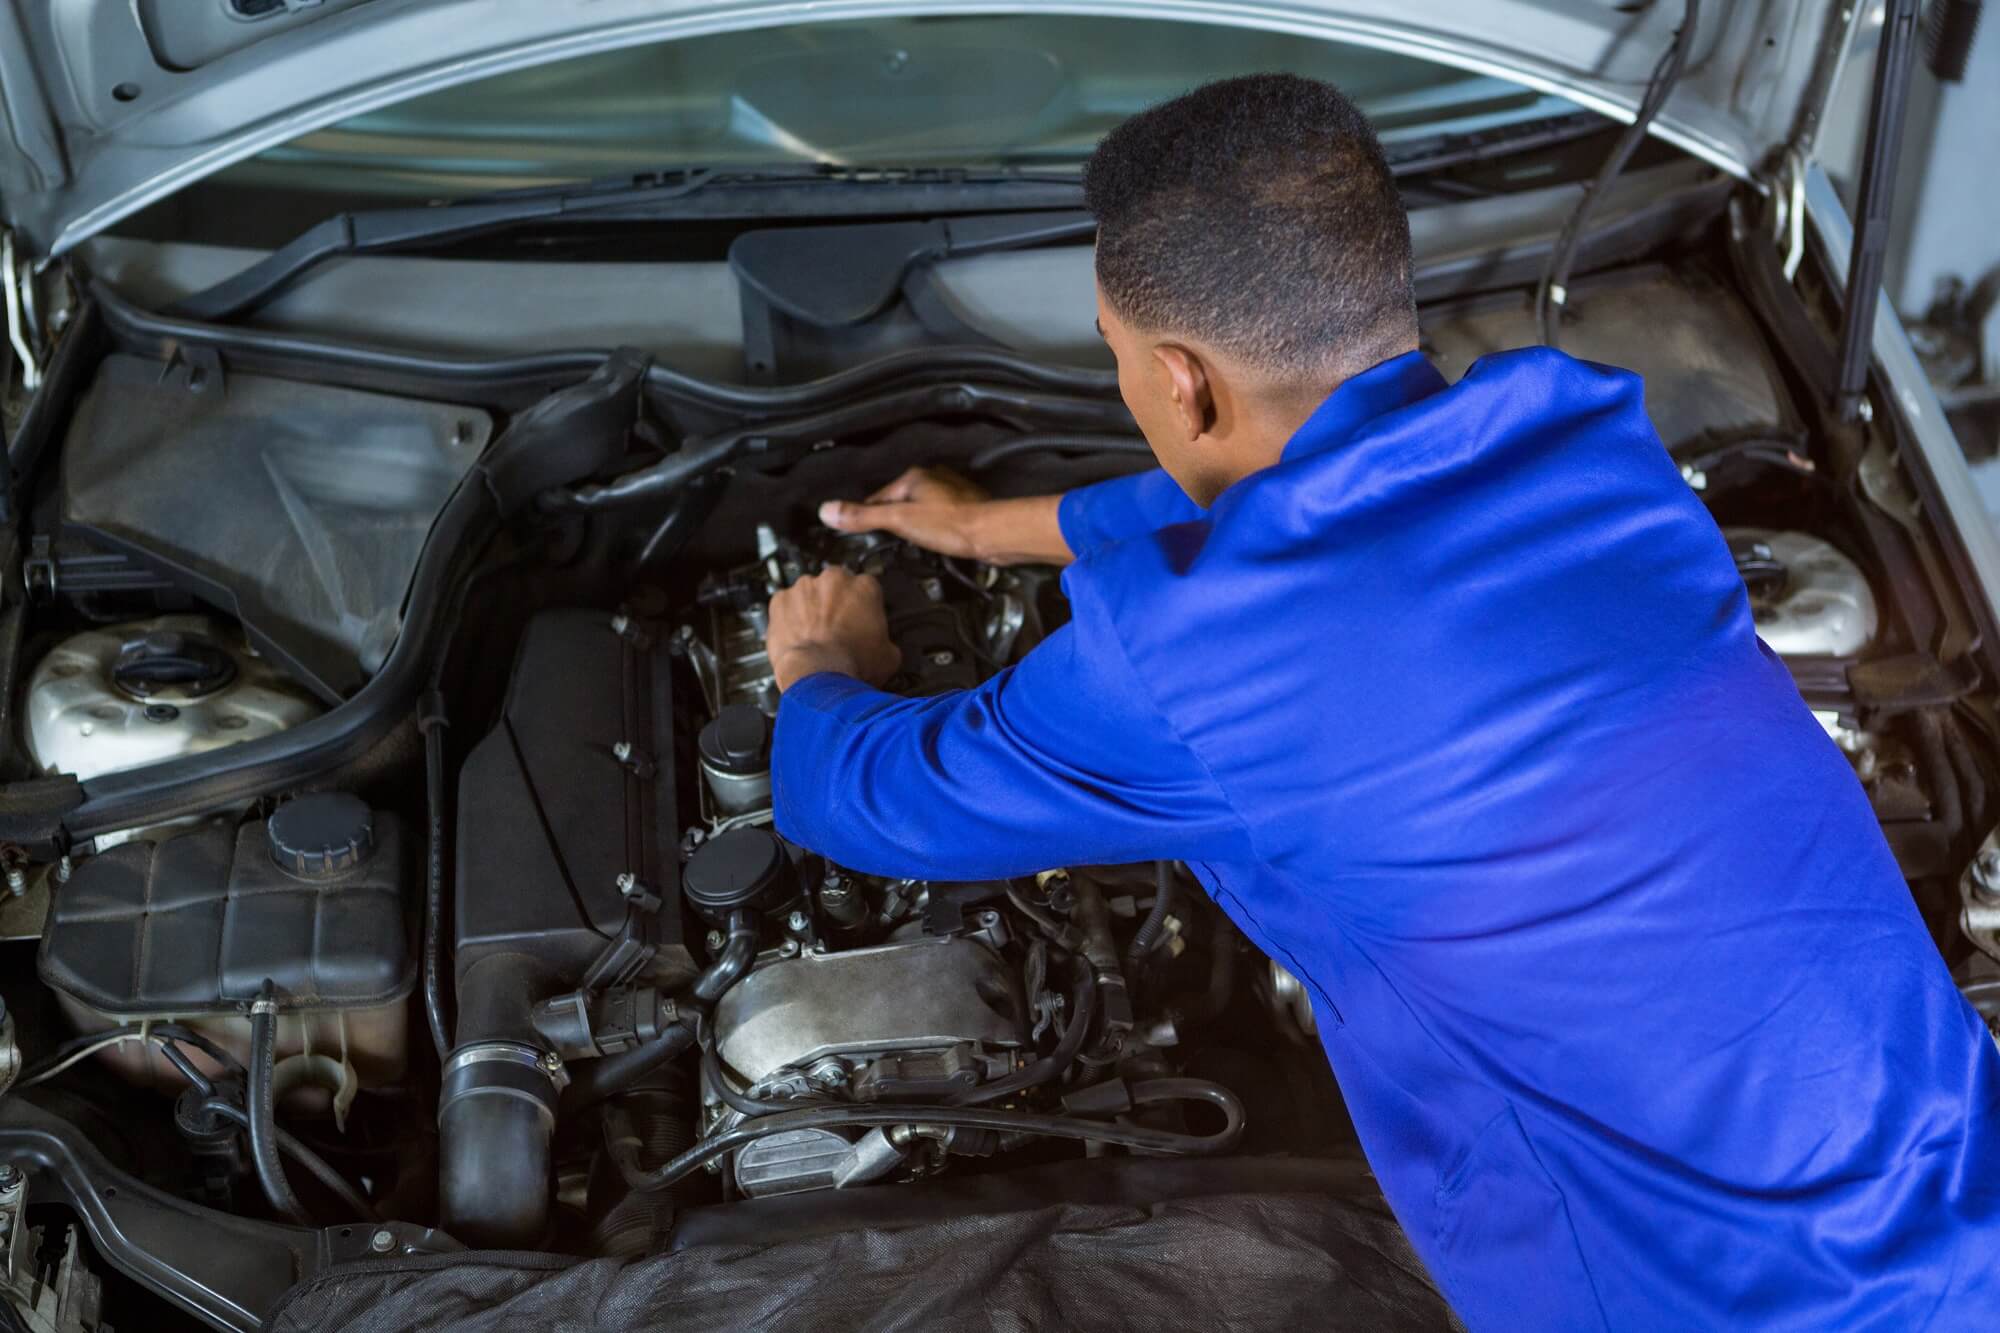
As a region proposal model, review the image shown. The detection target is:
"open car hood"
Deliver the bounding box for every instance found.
[0,0,1850,257]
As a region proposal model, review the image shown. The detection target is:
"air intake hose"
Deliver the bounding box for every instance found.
[439,913,758,1247]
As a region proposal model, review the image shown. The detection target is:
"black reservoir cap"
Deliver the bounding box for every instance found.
[699,705,770,776]
[683,826,790,922]
[267,792,375,881]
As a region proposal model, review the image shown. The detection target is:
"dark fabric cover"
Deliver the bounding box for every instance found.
[269,1191,1459,1331]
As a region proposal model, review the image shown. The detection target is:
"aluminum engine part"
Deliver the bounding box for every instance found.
[687,528,1036,725]
[23,614,321,782]
[1268,961,1319,1039]
[714,935,1026,1090]
[1728,529,1878,658]
[733,1126,911,1198]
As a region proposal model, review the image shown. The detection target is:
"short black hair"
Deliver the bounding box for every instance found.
[1083,74,1417,380]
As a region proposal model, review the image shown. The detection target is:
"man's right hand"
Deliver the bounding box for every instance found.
[818,466,1074,566]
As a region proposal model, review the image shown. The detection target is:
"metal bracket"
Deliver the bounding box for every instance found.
[23,535,57,603]
[1766,147,1809,284]
[578,874,662,991]
[2,229,44,391]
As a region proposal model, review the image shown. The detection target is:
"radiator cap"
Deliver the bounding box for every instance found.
[267,792,376,881]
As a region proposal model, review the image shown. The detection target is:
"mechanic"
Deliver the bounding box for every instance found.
[763,74,2000,1328]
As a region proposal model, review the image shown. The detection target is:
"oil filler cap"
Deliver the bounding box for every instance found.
[267,793,376,881]
[683,826,791,922]
[698,705,770,775]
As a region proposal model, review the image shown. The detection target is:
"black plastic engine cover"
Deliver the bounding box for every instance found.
[452,610,691,1037]
[39,813,412,1013]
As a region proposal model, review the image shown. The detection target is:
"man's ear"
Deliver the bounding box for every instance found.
[1152,344,1215,442]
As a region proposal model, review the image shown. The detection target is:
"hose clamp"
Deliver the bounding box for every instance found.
[440,1041,567,1130]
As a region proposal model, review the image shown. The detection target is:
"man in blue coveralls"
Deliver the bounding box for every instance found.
[762,75,2000,1327]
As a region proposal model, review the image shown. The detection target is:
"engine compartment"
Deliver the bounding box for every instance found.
[2,224,1998,1326]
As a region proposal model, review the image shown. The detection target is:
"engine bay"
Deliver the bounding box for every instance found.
[2,232,1998,1326]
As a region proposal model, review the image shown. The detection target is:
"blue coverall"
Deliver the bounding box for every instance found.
[772,348,2000,1328]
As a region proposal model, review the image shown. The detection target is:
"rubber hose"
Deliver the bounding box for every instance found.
[152,1038,216,1097]
[565,384,1134,509]
[967,433,1151,470]
[563,913,757,1112]
[1537,0,1700,348]
[247,982,310,1225]
[201,1099,379,1223]
[1915,710,1964,847]
[950,957,1098,1106]
[701,1042,794,1118]
[691,914,759,1006]
[624,1077,1247,1193]
[1126,861,1177,971]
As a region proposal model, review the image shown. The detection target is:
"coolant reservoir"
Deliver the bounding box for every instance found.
[1727,529,1878,658]
[22,614,321,780]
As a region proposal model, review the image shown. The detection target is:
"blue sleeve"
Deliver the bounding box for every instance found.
[770,567,1246,880]
[1056,468,1204,555]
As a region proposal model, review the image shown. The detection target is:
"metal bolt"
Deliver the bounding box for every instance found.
[541,1051,564,1075]
[810,1059,848,1088]
[55,855,72,884]
[610,614,631,636]
[780,939,801,957]
[929,650,955,667]
[705,929,726,953]
[616,872,638,898]
[0,1165,22,1192]
[370,1228,395,1254]
[3,867,23,897]
[612,740,633,763]
[786,910,810,935]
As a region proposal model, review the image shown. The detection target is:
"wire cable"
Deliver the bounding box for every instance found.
[1536,0,1701,348]
[16,1029,150,1087]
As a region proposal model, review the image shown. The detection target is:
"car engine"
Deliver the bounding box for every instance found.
[0,245,1994,1328]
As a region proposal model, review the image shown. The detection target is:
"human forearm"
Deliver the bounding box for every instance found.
[818,467,1074,566]
[963,494,1073,566]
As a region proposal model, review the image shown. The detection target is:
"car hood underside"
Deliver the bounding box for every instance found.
[0,0,1845,256]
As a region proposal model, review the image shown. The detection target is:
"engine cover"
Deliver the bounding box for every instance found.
[714,935,1026,1094]
[453,609,694,1038]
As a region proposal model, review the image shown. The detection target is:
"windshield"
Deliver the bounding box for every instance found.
[213,15,1577,200]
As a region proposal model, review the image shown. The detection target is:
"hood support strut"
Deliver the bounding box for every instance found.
[1834,0,1922,422]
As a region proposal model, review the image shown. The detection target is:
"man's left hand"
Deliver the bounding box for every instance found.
[766,568,903,691]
